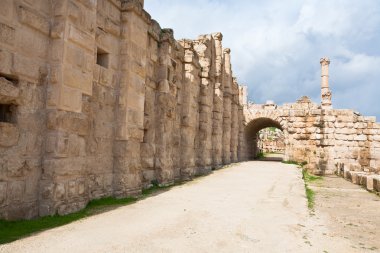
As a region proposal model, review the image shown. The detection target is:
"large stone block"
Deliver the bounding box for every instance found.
[0,77,19,103]
[59,85,83,113]
[0,22,15,45]
[373,176,380,192]
[17,5,49,35]
[13,53,41,81]
[0,49,13,75]
[0,122,19,147]
[0,182,7,205]
[63,66,93,95]
[8,180,24,201]
[68,25,94,52]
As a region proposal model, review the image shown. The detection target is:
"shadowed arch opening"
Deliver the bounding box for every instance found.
[245,117,284,160]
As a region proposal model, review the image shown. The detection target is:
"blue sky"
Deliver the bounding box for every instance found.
[145,0,380,119]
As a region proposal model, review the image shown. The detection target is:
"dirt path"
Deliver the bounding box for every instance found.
[1,162,378,253]
[309,175,380,252]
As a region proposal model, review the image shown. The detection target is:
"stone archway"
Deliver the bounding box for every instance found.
[244,117,287,160]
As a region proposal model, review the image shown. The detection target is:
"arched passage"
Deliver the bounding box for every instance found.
[245,117,285,160]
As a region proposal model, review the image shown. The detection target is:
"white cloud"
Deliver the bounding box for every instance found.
[145,0,380,118]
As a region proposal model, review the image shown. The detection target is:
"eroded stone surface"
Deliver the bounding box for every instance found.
[0,0,379,220]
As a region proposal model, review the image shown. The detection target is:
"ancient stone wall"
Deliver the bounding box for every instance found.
[0,0,247,220]
[1,0,379,221]
[245,97,380,178]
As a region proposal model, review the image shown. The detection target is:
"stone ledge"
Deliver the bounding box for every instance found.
[0,77,19,104]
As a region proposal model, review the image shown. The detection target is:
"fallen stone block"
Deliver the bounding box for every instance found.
[373,176,380,192]
[350,172,366,185]
[366,175,376,191]
[358,173,368,187]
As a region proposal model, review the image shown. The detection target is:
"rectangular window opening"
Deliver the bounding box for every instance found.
[0,104,15,123]
[96,48,109,68]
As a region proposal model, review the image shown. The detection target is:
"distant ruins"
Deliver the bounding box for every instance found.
[0,0,379,220]
[257,128,285,154]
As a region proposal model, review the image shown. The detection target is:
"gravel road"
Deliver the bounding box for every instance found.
[1,161,373,253]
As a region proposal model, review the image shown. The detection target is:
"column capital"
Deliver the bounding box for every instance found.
[320,57,330,65]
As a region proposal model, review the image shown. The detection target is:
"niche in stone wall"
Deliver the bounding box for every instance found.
[0,104,14,123]
[0,73,19,123]
[96,47,109,68]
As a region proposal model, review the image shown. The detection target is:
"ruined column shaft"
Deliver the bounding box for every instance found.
[222,48,232,164]
[194,35,214,171]
[211,33,224,167]
[113,2,150,197]
[320,57,332,109]
[179,40,201,179]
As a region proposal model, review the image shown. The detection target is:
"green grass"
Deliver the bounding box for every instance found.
[256,152,265,159]
[302,169,322,183]
[0,189,170,244]
[305,187,315,209]
[141,183,174,196]
[282,160,308,167]
[283,160,322,210]
[0,169,222,245]
[302,169,322,210]
[282,160,300,165]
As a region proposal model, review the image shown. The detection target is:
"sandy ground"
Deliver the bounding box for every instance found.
[1,161,379,253]
[310,175,380,252]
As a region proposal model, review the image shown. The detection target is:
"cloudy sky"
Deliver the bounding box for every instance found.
[145,0,380,118]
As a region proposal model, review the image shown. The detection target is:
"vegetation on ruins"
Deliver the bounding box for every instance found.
[282,160,321,210]
[0,197,137,244]
[0,181,182,244]
[0,163,235,244]
[302,168,322,210]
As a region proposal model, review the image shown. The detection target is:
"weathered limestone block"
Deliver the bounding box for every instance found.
[0,22,15,46]
[17,5,50,35]
[373,176,380,192]
[0,77,19,104]
[0,182,7,206]
[0,122,19,147]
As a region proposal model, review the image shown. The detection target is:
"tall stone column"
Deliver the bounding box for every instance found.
[320,57,332,109]
[222,48,232,164]
[194,35,214,172]
[113,0,150,197]
[179,40,201,179]
[211,33,224,168]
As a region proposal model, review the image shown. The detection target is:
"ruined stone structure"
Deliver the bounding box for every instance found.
[257,128,285,154]
[1,0,380,221]
[244,58,380,182]
[0,0,248,220]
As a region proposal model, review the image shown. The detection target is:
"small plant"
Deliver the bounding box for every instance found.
[0,196,137,244]
[302,169,322,183]
[305,186,315,209]
[142,183,170,196]
[302,169,322,210]
[282,160,299,165]
[256,152,265,159]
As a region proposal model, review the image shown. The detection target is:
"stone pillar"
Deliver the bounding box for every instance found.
[320,57,332,109]
[222,48,232,164]
[211,33,224,168]
[230,78,239,162]
[141,20,160,187]
[113,1,150,197]
[194,35,214,172]
[179,40,201,179]
[154,29,178,185]
[40,0,97,217]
